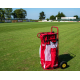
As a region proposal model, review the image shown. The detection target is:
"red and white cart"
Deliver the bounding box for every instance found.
[37,26,67,70]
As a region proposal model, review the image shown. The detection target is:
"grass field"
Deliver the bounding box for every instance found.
[0,22,80,71]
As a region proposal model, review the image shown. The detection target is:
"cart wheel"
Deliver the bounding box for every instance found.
[60,61,67,69]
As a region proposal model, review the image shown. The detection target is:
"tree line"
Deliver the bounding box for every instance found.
[0,8,79,21]
[39,11,79,20]
[0,8,27,21]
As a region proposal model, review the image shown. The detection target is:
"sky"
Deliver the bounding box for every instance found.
[12,8,80,20]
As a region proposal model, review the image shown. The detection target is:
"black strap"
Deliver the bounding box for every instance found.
[43,35,45,43]
[47,34,48,42]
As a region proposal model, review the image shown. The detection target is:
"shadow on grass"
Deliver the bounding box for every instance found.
[59,53,76,62]
[59,53,76,68]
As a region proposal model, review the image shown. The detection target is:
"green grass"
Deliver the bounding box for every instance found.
[0,22,80,71]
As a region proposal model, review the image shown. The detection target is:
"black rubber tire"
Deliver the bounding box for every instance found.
[59,61,67,69]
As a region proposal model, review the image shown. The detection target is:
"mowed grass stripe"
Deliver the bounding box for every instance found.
[0,22,78,33]
[0,27,41,70]
[59,25,80,54]
[58,23,80,33]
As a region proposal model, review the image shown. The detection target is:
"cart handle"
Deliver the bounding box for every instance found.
[37,32,41,38]
[37,26,58,38]
[37,32,48,38]
[51,26,58,34]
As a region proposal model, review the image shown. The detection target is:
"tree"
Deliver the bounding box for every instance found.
[56,12,61,19]
[5,8,12,19]
[60,12,65,17]
[12,8,27,19]
[0,8,5,21]
[50,15,55,20]
[46,18,49,21]
[73,15,78,19]
[12,11,17,18]
[56,12,66,19]
[39,11,45,20]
